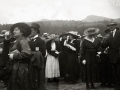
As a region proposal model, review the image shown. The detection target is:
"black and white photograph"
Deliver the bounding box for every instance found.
[0,0,120,90]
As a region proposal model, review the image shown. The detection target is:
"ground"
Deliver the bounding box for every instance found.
[0,78,114,90]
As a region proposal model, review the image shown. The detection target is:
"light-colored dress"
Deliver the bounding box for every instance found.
[45,41,60,78]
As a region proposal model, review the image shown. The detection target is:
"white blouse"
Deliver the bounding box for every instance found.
[51,41,56,51]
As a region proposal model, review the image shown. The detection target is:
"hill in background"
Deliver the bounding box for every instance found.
[0,15,120,36]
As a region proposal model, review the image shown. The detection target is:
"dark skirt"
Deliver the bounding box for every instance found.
[82,51,98,83]
[59,51,68,77]
[66,53,79,83]
[7,63,30,90]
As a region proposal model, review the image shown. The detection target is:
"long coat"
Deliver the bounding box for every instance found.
[81,37,101,83]
[8,36,31,90]
[29,36,46,90]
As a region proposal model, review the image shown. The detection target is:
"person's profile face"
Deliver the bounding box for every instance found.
[109,25,116,31]
[30,28,37,37]
[13,27,21,37]
[62,35,66,39]
[69,35,73,40]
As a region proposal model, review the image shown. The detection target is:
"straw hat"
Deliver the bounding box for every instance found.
[42,33,49,37]
[97,34,102,38]
[67,31,80,38]
[47,34,56,40]
[84,28,99,36]
[107,22,117,26]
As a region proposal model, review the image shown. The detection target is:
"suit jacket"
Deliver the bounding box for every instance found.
[29,36,46,57]
[102,28,120,63]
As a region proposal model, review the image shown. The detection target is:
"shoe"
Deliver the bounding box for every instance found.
[86,84,90,89]
[91,83,96,89]
[54,78,59,83]
[91,86,96,89]
[114,88,120,90]
[69,81,77,84]
[107,84,114,88]
[100,83,107,87]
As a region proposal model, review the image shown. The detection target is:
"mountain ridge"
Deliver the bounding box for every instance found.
[81,15,120,23]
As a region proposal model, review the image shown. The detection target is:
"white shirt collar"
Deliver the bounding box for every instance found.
[113,29,116,37]
[113,29,116,32]
[84,36,95,43]
[33,34,39,39]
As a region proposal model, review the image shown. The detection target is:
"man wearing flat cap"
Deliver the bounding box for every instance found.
[102,22,120,90]
[29,23,46,90]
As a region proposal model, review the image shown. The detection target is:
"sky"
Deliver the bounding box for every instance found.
[0,0,120,24]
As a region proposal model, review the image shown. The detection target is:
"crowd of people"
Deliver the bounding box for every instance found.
[0,22,120,90]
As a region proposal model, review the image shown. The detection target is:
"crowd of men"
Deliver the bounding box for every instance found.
[0,22,119,90]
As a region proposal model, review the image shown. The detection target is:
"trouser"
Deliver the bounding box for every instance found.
[108,63,120,89]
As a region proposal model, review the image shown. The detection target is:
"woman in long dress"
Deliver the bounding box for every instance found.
[45,34,60,82]
[7,23,32,90]
[81,28,101,89]
[64,31,80,84]
[59,34,68,80]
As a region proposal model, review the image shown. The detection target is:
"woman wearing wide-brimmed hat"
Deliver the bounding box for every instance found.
[45,34,60,82]
[81,28,101,89]
[64,31,80,83]
[7,23,32,90]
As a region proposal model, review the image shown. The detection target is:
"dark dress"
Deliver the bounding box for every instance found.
[29,35,46,90]
[81,37,101,83]
[59,39,68,78]
[65,39,79,83]
[8,36,31,90]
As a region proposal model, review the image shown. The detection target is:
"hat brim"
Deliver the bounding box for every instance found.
[67,33,80,38]
[107,23,117,26]
[0,34,4,37]
[10,23,31,37]
[84,28,99,36]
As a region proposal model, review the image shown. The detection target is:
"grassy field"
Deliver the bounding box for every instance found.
[0,79,114,90]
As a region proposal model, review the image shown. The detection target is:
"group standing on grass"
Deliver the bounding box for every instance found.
[0,21,120,90]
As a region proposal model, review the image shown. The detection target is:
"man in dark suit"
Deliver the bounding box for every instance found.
[29,23,46,56]
[29,23,46,90]
[102,22,120,90]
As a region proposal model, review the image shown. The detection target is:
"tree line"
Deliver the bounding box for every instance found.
[0,20,120,36]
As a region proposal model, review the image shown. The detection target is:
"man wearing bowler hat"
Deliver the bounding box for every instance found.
[29,23,46,90]
[102,22,120,90]
[29,23,46,56]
